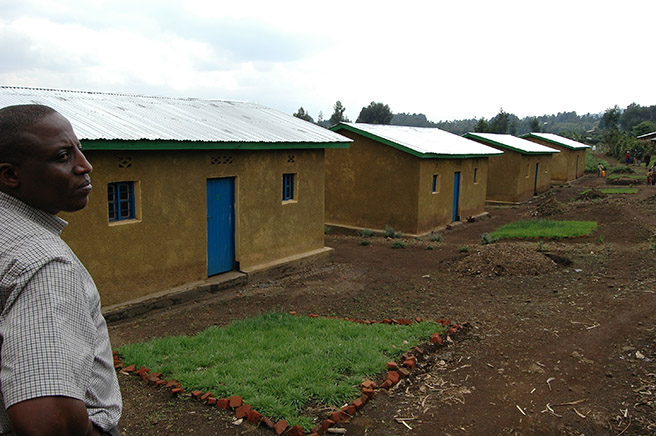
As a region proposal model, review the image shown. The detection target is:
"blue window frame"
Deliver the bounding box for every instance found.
[282,173,295,201]
[108,181,135,221]
[432,174,439,193]
[474,168,478,183]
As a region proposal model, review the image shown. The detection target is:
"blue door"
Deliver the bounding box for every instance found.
[533,162,540,196]
[452,171,461,222]
[206,178,235,276]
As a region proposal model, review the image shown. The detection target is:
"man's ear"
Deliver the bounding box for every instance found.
[0,163,20,190]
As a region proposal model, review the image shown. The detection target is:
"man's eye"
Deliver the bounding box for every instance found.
[57,152,70,161]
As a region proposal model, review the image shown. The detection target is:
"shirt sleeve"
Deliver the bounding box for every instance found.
[1,256,96,408]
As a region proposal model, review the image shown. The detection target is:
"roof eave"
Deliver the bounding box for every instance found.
[81,139,351,151]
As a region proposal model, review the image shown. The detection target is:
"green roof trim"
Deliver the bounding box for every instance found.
[520,133,582,150]
[463,133,556,155]
[80,139,351,151]
[330,124,500,159]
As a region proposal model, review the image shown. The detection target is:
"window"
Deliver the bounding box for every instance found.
[474,168,478,183]
[108,182,135,222]
[432,174,440,193]
[282,173,295,201]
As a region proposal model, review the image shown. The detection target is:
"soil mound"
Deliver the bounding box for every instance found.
[606,177,639,185]
[534,196,567,217]
[611,167,635,174]
[455,243,558,277]
[578,188,607,200]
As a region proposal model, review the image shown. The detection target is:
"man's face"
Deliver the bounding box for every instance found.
[15,112,93,214]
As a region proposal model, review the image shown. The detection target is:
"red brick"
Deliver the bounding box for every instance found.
[146,375,160,385]
[228,395,242,408]
[386,371,400,385]
[274,419,288,435]
[361,380,377,389]
[170,387,183,396]
[330,410,342,423]
[430,332,443,344]
[247,410,261,424]
[386,361,398,370]
[398,367,410,378]
[414,346,424,355]
[362,387,375,398]
[287,426,304,436]
[289,311,297,316]
[150,372,162,378]
[261,416,275,428]
[113,362,123,369]
[200,392,213,402]
[352,398,364,410]
[446,327,458,335]
[321,419,334,431]
[155,380,167,386]
[341,404,356,416]
[399,318,412,325]
[308,433,319,436]
[235,404,252,419]
[136,366,149,375]
[415,317,423,323]
[403,359,416,370]
[207,397,217,405]
[216,398,229,409]
[380,379,393,389]
[360,394,369,405]
[164,380,180,389]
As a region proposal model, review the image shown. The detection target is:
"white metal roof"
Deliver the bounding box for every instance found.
[335,123,502,157]
[0,86,350,146]
[524,132,589,150]
[464,132,559,154]
[637,131,656,139]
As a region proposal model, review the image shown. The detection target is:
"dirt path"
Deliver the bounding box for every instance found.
[109,167,656,436]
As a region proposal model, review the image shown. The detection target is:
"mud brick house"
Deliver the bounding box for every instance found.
[521,132,588,183]
[463,132,558,203]
[325,123,502,236]
[0,86,351,306]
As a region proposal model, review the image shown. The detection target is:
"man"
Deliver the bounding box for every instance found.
[0,105,122,436]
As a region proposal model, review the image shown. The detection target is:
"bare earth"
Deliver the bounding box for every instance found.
[109,163,656,436]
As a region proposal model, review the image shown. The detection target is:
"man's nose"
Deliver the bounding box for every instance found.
[74,148,93,174]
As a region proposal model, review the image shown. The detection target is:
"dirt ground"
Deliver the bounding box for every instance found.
[109,157,656,436]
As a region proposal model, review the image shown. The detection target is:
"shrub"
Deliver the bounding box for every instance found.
[357,229,375,238]
[383,226,401,238]
[360,240,371,246]
[428,233,443,242]
[458,246,469,253]
[391,241,407,249]
[324,225,332,235]
[425,245,434,250]
[480,232,499,245]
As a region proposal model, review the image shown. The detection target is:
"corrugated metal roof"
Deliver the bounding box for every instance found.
[333,123,503,158]
[464,132,559,155]
[523,132,589,150]
[0,86,350,147]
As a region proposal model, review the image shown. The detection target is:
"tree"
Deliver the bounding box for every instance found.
[329,101,349,126]
[293,107,314,123]
[529,117,541,133]
[356,102,393,125]
[600,105,621,131]
[474,118,489,133]
[633,120,656,137]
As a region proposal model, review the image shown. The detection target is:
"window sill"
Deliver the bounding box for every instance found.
[282,199,298,205]
[109,218,141,227]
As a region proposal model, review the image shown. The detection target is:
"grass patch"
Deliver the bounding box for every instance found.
[606,173,644,180]
[580,187,639,195]
[491,220,598,239]
[118,312,442,430]
[356,229,375,238]
[391,240,407,249]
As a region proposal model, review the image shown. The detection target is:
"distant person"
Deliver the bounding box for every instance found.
[0,104,122,435]
[625,151,631,165]
[597,162,605,177]
[644,153,651,167]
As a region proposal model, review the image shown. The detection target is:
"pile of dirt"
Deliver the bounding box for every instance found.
[606,177,640,185]
[533,196,568,217]
[577,188,607,200]
[610,167,636,174]
[455,243,558,277]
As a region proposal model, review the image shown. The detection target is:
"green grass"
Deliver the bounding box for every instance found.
[606,173,645,180]
[491,220,598,239]
[118,312,443,430]
[584,151,608,173]
[580,187,639,195]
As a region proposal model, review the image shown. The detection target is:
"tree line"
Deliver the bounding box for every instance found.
[293,101,656,159]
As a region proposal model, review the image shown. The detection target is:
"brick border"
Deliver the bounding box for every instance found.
[114,312,467,435]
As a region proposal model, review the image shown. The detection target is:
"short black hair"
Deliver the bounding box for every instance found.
[0,104,59,164]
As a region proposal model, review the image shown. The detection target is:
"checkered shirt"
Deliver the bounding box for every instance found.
[0,191,122,433]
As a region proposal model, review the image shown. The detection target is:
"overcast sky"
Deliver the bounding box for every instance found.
[1,0,653,122]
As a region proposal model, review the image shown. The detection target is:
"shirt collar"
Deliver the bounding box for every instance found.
[0,191,68,236]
